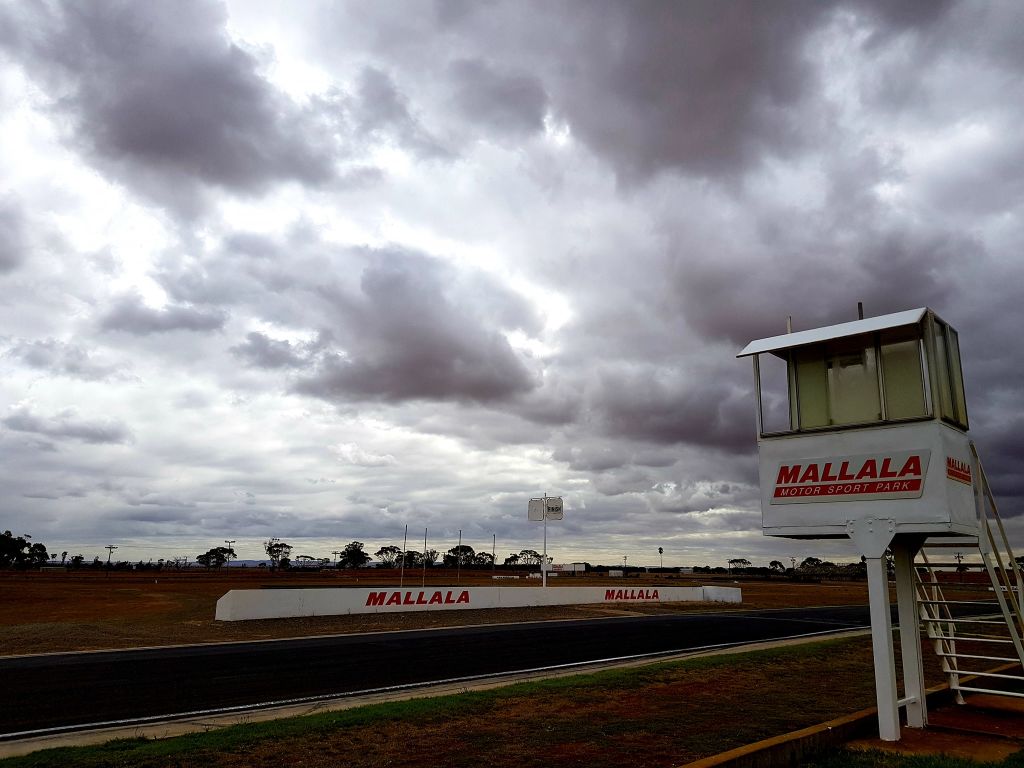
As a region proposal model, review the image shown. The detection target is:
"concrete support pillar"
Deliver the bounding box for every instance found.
[865,555,900,741]
[893,538,927,728]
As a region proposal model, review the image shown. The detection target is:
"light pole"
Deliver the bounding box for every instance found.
[105,544,118,578]
[422,528,428,587]
[400,524,408,588]
[224,540,235,571]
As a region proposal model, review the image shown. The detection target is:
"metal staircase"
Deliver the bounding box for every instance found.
[913,443,1024,702]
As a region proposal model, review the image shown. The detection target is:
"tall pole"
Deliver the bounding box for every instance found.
[105,544,118,578]
[457,529,462,584]
[224,540,235,571]
[399,524,408,588]
[422,528,427,587]
[542,493,548,588]
[492,533,496,577]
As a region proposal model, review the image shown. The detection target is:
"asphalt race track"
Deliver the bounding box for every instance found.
[0,605,872,738]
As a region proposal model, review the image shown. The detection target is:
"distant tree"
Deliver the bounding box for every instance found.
[800,557,822,569]
[293,555,319,569]
[473,551,495,568]
[60,551,68,566]
[196,546,234,570]
[769,560,785,572]
[0,530,49,569]
[518,549,542,566]
[264,538,292,571]
[444,545,475,568]
[375,545,402,568]
[401,550,423,568]
[658,547,664,568]
[70,554,85,569]
[728,558,751,571]
[0,531,26,568]
[339,542,371,569]
[423,549,439,567]
[503,553,520,566]
[196,548,234,573]
[27,542,49,568]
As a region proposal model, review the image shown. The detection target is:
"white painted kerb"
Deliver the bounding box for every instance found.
[215,585,742,621]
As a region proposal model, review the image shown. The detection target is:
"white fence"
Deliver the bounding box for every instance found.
[215,584,742,621]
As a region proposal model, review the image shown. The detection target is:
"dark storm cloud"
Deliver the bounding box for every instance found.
[332,0,964,184]
[671,163,973,349]
[548,0,960,182]
[974,415,1024,512]
[5,338,122,380]
[447,58,548,138]
[592,368,752,452]
[230,332,309,370]
[0,196,26,273]
[1,0,336,215]
[100,295,227,335]
[545,0,828,182]
[295,249,539,404]
[2,407,131,445]
[854,0,957,28]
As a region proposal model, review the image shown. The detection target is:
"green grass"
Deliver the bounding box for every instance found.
[808,749,1024,768]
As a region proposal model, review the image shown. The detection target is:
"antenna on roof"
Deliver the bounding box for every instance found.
[786,315,793,333]
[857,301,865,320]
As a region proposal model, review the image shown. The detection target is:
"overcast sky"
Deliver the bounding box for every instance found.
[1,0,1022,568]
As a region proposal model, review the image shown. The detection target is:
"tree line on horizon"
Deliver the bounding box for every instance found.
[249,540,553,572]
[9,530,995,578]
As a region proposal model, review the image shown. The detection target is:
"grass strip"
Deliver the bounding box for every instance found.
[0,636,924,768]
[807,749,1024,768]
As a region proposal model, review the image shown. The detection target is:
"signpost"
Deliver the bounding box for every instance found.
[528,494,563,587]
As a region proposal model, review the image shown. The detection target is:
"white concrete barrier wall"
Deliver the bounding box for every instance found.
[215,584,742,621]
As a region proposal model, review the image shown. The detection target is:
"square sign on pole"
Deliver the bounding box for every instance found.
[528,495,563,588]
[528,498,545,522]
[544,497,563,520]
